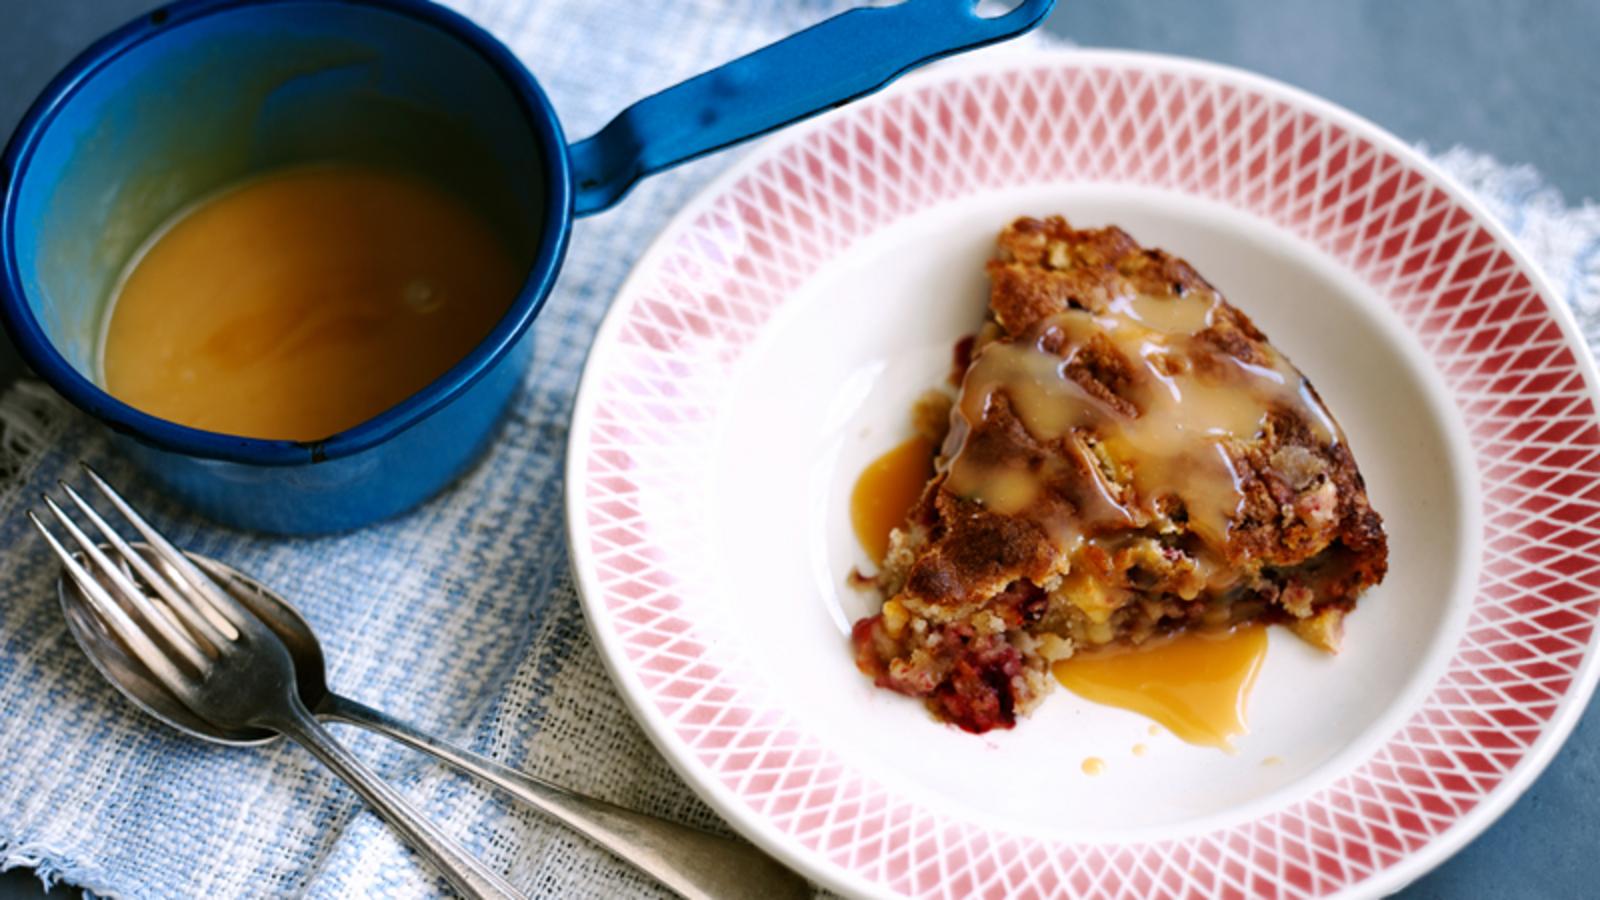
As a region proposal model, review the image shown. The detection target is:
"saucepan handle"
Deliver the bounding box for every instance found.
[568,0,1055,215]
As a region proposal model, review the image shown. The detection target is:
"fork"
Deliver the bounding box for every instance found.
[30,471,524,900]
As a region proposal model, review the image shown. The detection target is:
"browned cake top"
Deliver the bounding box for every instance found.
[901,216,1387,611]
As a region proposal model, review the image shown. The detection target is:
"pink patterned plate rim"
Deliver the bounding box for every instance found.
[565,49,1600,899]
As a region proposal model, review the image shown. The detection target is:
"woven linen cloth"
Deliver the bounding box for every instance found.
[2,1,1599,896]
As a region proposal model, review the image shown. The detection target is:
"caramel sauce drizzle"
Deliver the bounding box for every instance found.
[944,286,1337,556]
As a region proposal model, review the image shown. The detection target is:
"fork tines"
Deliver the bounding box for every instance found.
[29,466,245,684]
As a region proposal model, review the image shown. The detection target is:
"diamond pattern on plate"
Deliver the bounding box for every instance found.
[578,59,1600,897]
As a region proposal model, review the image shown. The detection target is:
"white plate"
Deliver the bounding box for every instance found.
[566,50,1600,898]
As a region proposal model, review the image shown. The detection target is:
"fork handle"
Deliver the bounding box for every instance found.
[271,698,525,900]
[319,693,810,900]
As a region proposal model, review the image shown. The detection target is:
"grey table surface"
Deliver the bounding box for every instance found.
[1,0,1595,897]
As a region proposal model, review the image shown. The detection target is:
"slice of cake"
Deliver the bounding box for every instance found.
[851,216,1388,733]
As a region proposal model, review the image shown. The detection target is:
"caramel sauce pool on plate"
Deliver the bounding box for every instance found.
[101,164,522,441]
[849,435,935,565]
[1053,624,1268,750]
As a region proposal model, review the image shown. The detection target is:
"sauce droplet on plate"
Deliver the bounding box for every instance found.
[1053,625,1268,750]
[1131,743,1148,757]
[1081,756,1105,776]
[850,436,935,564]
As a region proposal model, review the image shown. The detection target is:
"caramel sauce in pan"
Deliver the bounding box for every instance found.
[850,436,936,565]
[1053,624,1268,750]
[944,286,1338,554]
[102,165,521,441]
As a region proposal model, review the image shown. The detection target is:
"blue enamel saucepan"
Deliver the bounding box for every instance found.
[0,0,1054,533]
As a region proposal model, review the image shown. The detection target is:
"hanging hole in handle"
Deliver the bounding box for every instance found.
[974,0,1027,18]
